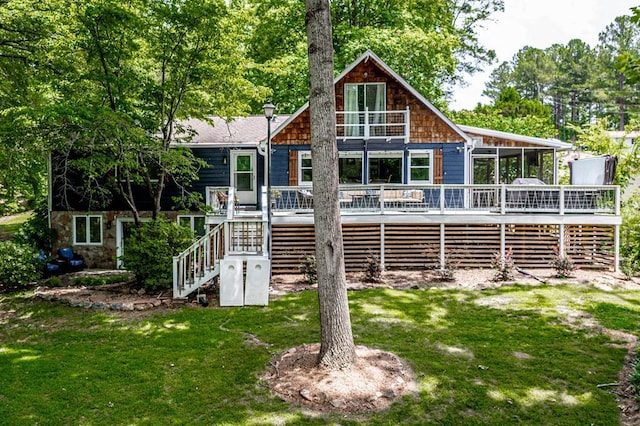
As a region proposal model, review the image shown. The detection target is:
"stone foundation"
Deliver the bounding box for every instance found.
[50,210,180,269]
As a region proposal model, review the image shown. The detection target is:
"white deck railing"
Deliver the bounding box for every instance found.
[173,222,226,299]
[173,187,267,299]
[270,184,620,216]
[336,107,410,142]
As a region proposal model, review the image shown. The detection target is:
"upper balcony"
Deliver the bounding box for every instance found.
[336,108,410,142]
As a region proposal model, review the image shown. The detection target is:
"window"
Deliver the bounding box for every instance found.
[178,215,206,238]
[298,151,364,184]
[344,83,386,137]
[368,151,403,183]
[74,215,102,245]
[408,151,433,183]
[338,152,363,183]
[300,152,313,184]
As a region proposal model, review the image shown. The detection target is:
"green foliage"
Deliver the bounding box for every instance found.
[549,247,576,279]
[12,201,57,251]
[621,200,640,276]
[120,218,193,291]
[0,241,42,288]
[245,0,503,112]
[300,254,317,285]
[491,248,515,281]
[571,119,640,190]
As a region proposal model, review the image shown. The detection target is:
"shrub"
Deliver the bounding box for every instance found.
[13,201,57,251]
[621,256,640,280]
[364,252,382,283]
[491,248,515,282]
[300,255,317,285]
[550,247,576,278]
[120,218,193,291]
[0,241,42,288]
[433,256,458,282]
[630,357,640,399]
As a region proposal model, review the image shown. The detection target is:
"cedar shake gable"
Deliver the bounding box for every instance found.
[272,50,471,145]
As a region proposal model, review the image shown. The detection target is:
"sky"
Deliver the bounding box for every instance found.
[450,0,637,110]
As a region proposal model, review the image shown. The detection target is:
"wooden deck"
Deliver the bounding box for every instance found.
[268,184,621,274]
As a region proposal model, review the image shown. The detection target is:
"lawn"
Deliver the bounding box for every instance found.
[1,283,639,425]
[0,212,32,241]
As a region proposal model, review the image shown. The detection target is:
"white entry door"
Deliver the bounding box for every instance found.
[231,151,257,205]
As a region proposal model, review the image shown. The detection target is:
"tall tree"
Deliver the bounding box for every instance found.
[596,15,640,130]
[45,0,264,222]
[247,0,503,112]
[305,0,356,369]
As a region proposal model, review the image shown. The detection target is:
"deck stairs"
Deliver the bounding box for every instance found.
[172,188,269,299]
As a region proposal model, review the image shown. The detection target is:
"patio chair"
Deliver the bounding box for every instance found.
[39,251,61,276]
[56,247,85,272]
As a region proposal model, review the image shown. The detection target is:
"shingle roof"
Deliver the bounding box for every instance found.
[174,115,290,147]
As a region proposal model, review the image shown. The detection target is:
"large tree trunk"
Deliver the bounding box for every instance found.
[305,0,356,370]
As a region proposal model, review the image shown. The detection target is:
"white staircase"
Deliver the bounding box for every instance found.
[172,188,270,300]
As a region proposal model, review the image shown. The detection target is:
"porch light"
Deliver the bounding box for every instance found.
[263,102,275,120]
[263,102,275,264]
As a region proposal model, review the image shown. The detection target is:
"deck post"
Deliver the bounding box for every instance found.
[440,223,445,269]
[404,106,410,144]
[559,187,565,215]
[380,223,385,270]
[559,223,565,256]
[500,185,506,215]
[379,185,385,213]
[172,255,181,299]
[364,107,369,140]
[500,224,505,258]
[440,185,445,213]
[614,224,620,272]
[615,186,621,216]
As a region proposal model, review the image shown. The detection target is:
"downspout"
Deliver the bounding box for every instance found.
[47,152,52,229]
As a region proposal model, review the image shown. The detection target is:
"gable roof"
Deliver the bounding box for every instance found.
[457,125,573,150]
[271,49,472,144]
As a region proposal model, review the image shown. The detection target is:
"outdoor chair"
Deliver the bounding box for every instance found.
[56,247,85,272]
[39,251,61,276]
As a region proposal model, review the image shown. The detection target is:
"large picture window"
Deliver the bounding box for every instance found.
[368,151,403,183]
[73,215,102,245]
[299,151,364,184]
[408,151,433,184]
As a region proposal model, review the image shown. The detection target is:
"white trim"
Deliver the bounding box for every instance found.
[407,150,434,184]
[458,124,572,150]
[231,151,257,204]
[72,215,103,245]
[298,151,313,185]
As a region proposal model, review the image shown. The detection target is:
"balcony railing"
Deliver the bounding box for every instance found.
[269,184,620,216]
[336,107,410,142]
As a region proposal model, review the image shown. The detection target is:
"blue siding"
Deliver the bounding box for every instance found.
[272,142,467,186]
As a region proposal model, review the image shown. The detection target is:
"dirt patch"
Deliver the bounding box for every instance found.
[264,343,416,414]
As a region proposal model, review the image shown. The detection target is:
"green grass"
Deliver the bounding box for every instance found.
[1,283,639,425]
[0,212,32,241]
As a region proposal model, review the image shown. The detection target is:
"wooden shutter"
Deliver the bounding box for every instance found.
[288,150,298,185]
[433,149,443,184]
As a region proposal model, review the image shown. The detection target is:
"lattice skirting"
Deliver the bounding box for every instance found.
[271,223,615,273]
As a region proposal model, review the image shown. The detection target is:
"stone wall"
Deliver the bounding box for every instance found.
[50,211,179,269]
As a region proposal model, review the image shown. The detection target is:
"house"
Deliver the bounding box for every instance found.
[48,50,621,298]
